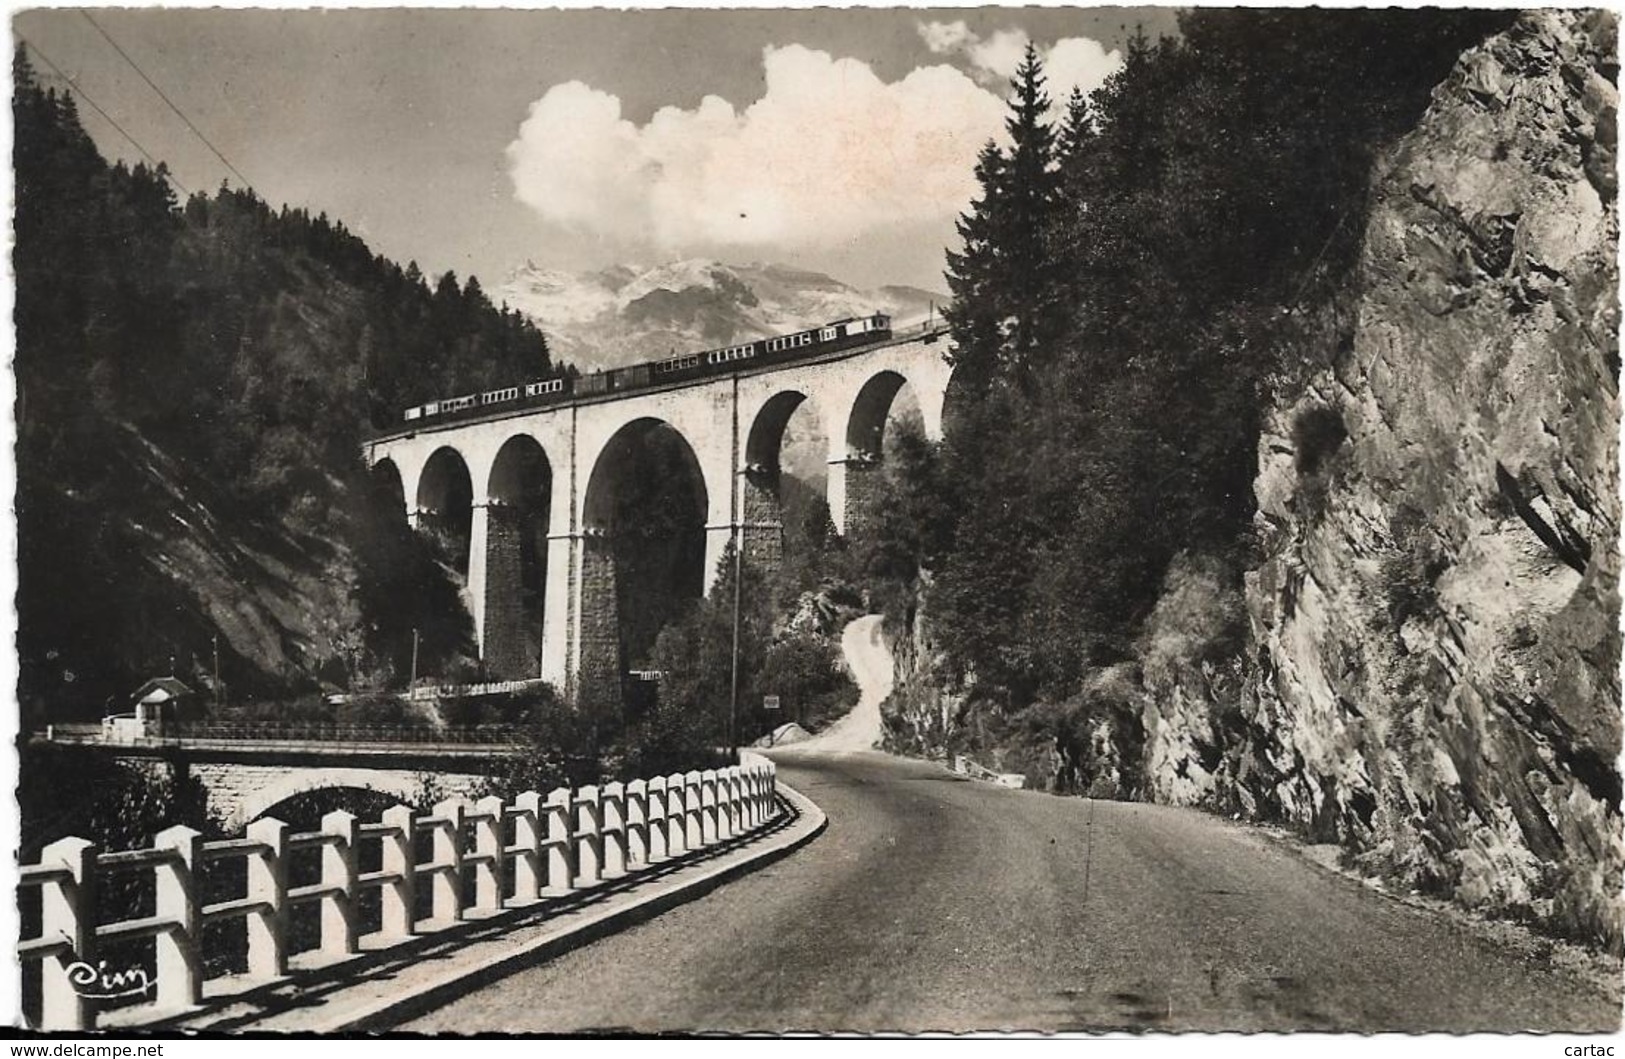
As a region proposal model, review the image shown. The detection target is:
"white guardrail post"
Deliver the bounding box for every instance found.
[430,798,466,923]
[646,776,669,862]
[39,836,96,1031]
[667,773,688,857]
[722,766,740,839]
[574,785,602,887]
[625,779,648,868]
[245,817,289,978]
[684,771,704,851]
[601,782,627,879]
[738,768,755,830]
[512,792,544,905]
[700,769,719,845]
[543,787,574,896]
[320,811,359,957]
[473,795,505,913]
[378,805,415,941]
[153,825,203,1011]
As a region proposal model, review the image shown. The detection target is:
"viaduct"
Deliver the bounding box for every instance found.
[365,324,954,708]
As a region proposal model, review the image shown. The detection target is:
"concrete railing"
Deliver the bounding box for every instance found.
[403,678,551,702]
[952,754,1025,789]
[18,755,779,1031]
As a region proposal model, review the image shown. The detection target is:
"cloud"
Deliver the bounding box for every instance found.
[915,21,1122,105]
[918,19,974,55]
[507,45,1004,255]
[506,31,1120,268]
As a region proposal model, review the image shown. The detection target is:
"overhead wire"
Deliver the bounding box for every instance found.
[79,10,255,192]
[15,33,191,197]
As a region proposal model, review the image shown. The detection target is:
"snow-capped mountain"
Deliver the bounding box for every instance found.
[497,259,946,372]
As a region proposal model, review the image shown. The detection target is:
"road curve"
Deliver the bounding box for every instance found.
[399,751,1619,1034]
[790,615,891,753]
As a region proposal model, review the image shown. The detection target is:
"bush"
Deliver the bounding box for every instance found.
[752,632,858,736]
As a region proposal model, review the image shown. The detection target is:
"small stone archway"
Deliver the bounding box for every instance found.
[227,766,484,829]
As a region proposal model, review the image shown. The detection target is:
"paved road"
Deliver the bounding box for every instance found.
[788,615,890,753]
[401,750,1619,1033]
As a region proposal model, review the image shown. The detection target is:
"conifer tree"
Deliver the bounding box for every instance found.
[942,42,1064,394]
[1001,42,1063,375]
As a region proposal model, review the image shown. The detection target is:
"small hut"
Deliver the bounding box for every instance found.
[129,676,198,728]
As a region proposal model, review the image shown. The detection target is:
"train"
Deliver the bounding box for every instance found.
[400,312,894,425]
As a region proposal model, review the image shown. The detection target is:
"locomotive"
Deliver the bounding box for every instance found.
[401,313,892,425]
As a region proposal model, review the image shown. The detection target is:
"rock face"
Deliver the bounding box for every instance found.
[1235,11,1620,947]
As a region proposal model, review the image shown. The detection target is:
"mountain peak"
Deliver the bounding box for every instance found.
[497,260,945,372]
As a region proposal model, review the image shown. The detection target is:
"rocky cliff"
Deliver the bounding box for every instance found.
[1136,10,1621,949]
[1231,9,1619,948]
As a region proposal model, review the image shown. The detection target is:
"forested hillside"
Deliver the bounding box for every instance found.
[14,49,563,724]
[871,9,1622,949]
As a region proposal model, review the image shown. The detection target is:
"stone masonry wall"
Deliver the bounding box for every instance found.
[482,504,529,679]
[577,536,624,715]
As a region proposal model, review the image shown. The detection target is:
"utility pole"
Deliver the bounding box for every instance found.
[410,628,421,688]
[728,373,743,758]
[729,533,742,757]
[212,635,220,707]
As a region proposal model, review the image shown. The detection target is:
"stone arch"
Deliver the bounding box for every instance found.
[236,768,426,829]
[482,435,554,679]
[579,418,710,714]
[417,446,474,575]
[743,390,828,567]
[832,371,921,537]
[370,457,407,524]
[939,367,971,440]
[846,370,910,459]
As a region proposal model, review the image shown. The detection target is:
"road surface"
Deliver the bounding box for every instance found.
[400,748,1620,1033]
[788,614,890,753]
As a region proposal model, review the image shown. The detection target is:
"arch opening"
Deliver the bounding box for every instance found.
[484,435,554,680]
[237,769,432,829]
[839,372,924,538]
[580,419,709,713]
[416,447,474,576]
[369,458,407,525]
[744,391,831,567]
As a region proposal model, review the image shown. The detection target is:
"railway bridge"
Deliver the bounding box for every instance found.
[365,323,954,708]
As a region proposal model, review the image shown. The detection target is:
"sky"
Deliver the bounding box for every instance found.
[12,6,1180,292]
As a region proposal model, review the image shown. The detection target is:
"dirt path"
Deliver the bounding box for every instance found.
[794,614,892,753]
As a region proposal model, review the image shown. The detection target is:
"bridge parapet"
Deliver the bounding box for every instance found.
[18,753,780,1031]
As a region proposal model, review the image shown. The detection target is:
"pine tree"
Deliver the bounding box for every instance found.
[1001,42,1063,375]
[942,42,1064,394]
[942,141,1009,396]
